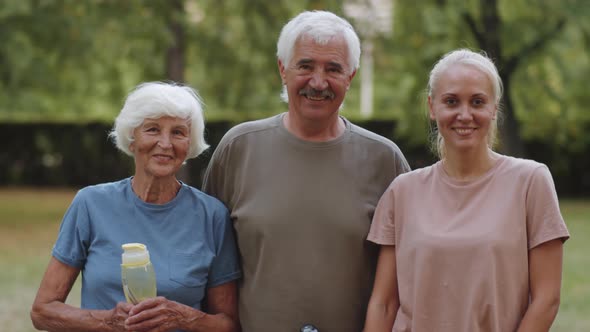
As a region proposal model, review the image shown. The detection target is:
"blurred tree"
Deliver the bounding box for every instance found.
[462,0,577,156]
[187,0,344,117]
[374,0,590,157]
[0,0,588,160]
[0,0,170,122]
[165,0,186,83]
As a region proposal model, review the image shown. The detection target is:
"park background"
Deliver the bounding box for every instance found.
[0,0,588,331]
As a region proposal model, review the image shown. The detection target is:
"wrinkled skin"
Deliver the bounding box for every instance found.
[125,296,201,332]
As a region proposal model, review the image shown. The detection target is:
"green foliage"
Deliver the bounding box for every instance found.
[373,0,590,151]
[187,0,345,116]
[515,25,590,153]
[0,0,588,154]
[0,0,171,122]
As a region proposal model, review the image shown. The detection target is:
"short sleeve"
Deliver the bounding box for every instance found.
[52,190,91,268]
[396,150,412,175]
[367,183,397,245]
[207,207,241,287]
[202,146,224,200]
[526,165,570,249]
[202,137,232,207]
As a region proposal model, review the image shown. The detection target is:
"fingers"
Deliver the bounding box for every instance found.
[126,315,174,332]
[115,301,134,314]
[128,296,164,316]
[105,302,134,332]
[126,297,183,332]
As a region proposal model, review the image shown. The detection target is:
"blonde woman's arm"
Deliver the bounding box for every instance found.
[363,245,399,332]
[516,239,564,332]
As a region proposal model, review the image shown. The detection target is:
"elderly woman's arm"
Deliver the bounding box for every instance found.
[30,257,132,332]
[516,239,564,332]
[363,245,399,332]
[125,281,239,332]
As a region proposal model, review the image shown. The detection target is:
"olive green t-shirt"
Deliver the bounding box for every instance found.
[203,113,410,332]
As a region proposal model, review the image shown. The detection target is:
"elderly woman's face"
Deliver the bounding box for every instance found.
[129,116,190,179]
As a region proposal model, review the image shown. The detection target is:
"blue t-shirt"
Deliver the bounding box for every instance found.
[53,178,241,311]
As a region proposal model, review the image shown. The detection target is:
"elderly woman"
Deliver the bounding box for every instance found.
[30,82,241,332]
[364,49,569,331]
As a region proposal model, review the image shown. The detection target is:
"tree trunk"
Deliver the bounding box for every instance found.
[360,38,374,117]
[473,0,526,156]
[165,0,191,183]
[497,77,525,156]
[166,0,185,83]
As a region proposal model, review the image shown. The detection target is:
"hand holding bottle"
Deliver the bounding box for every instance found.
[104,301,134,332]
[125,296,203,331]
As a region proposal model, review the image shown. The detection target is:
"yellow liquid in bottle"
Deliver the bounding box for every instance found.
[121,262,156,303]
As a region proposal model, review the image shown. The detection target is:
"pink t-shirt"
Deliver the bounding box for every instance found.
[368,155,570,332]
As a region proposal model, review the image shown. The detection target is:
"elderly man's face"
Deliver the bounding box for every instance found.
[279,35,355,123]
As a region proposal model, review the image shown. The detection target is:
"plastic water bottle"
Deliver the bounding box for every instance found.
[121,243,156,304]
[300,324,319,332]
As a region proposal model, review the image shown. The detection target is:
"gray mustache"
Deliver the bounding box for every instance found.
[298,87,335,100]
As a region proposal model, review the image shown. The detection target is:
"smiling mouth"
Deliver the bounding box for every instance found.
[153,154,173,161]
[298,87,335,101]
[454,128,475,135]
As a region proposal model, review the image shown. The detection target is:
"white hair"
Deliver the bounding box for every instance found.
[427,49,503,158]
[109,82,209,160]
[277,10,361,102]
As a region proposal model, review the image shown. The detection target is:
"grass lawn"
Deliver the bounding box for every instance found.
[1,188,588,331]
[552,200,590,331]
[0,188,81,332]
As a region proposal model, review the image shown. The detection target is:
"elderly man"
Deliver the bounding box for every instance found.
[203,10,410,332]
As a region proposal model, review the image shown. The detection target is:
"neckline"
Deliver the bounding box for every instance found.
[127,177,185,209]
[276,113,351,148]
[437,154,506,187]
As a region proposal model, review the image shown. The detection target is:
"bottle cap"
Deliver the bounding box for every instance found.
[121,243,150,266]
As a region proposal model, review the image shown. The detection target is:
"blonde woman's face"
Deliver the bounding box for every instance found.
[428,64,496,155]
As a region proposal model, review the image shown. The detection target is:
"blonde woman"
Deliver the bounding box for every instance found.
[364,49,569,332]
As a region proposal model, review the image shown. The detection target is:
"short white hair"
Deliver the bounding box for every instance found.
[277,11,360,72]
[109,82,209,160]
[277,11,360,102]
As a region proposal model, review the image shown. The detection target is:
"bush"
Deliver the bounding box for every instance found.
[0,121,588,196]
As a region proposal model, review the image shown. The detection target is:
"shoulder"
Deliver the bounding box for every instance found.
[347,121,409,170]
[501,154,545,169]
[217,114,282,147]
[208,114,285,166]
[348,122,403,153]
[378,165,437,205]
[183,185,229,215]
[75,178,129,201]
[393,163,437,187]
[496,155,549,180]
